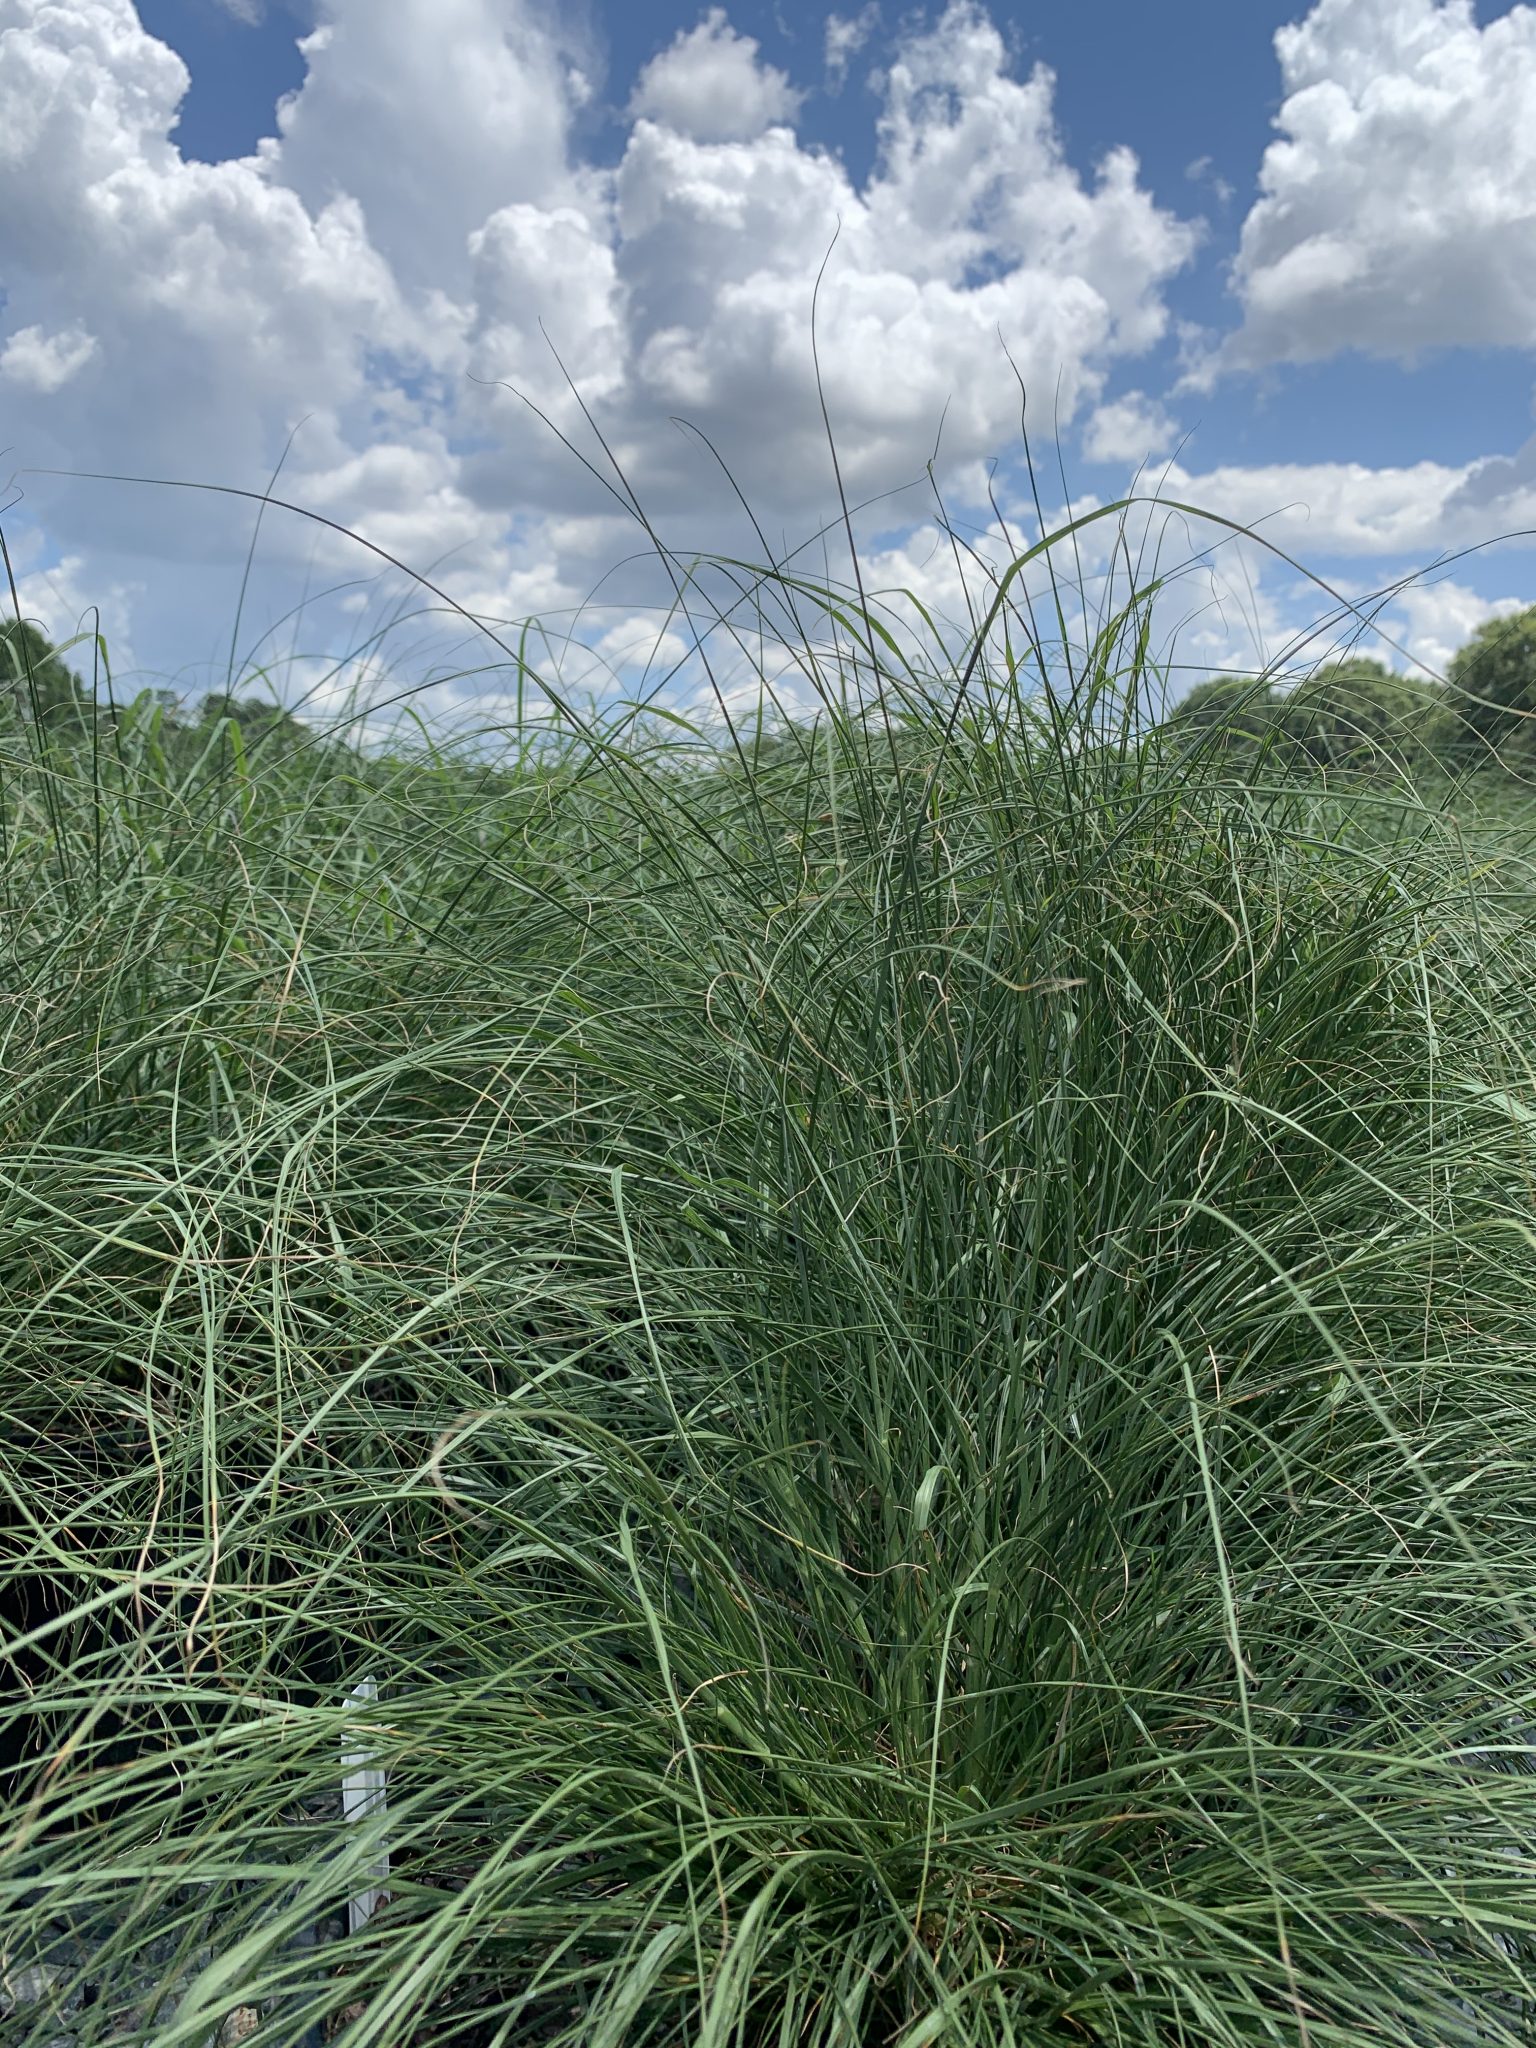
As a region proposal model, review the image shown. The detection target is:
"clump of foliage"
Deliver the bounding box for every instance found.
[1167,656,1454,776]
[1444,604,1536,768]
[0,609,316,764]
[1269,655,1454,769]
[1162,670,1278,754]
[0,616,95,733]
[198,689,307,739]
[4,523,1536,2048]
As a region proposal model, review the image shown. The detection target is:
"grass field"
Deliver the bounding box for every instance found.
[4,519,1536,2046]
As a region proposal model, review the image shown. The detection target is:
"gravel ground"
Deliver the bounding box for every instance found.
[0,1883,347,2047]
[0,1788,354,2048]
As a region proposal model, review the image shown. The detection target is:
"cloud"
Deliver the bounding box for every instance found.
[1149,454,1471,558]
[0,0,412,478]
[590,614,693,678]
[0,0,1236,718]
[0,321,99,393]
[0,0,554,625]
[825,3,880,89]
[753,497,1327,721]
[1442,431,1536,521]
[1148,434,1536,572]
[1229,0,1536,364]
[465,199,625,427]
[1183,153,1233,207]
[1386,576,1526,678]
[630,7,803,143]
[268,0,585,293]
[1081,390,1178,465]
[3,530,144,680]
[581,0,1197,526]
[830,460,1536,705]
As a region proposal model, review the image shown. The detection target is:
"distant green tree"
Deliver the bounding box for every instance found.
[1271,657,1452,771]
[1444,606,1536,768]
[0,618,91,732]
[200,691,305,742]
[1163,675,1277,756]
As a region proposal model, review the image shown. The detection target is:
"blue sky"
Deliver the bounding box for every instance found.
[5,0,1536,727]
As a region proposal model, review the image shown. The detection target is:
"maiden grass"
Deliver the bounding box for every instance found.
[2,529,1536,2045]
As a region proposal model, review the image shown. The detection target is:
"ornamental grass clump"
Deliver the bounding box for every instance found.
[2,504,1536,2046]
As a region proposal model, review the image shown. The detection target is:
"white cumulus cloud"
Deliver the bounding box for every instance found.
[585,0,1197,526]
[3,533,143,680]
[1081,391,1178,465]
[1388,576,1527,678]
[0,321,99,393]
[1230,0,1536,364]
[268,0,586,294]
[825,4,880,89]
[629,7,802,144]
[22,0,1479,720]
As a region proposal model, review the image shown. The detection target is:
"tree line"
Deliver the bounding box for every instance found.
[0,616,305,746]
[1166,606,1536,773]
[9,602,1536,774]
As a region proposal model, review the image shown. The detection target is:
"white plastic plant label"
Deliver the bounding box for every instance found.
[340,1676,390,1934]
